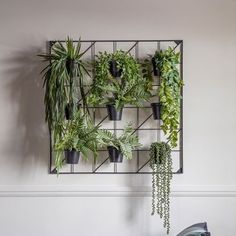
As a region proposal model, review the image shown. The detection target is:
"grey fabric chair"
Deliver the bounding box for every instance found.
[177,222,211,236]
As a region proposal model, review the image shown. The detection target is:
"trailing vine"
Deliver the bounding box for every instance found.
[150,142,172,234]
[87,50,151,110]
[153,48,183,148]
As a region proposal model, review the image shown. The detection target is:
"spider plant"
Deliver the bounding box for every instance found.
[38,37,90,140]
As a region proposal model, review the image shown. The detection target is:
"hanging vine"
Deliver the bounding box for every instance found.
[153,47,183,148]
[150,142,172,234]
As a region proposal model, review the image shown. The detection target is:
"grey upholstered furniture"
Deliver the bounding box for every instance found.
[177,222,211,236]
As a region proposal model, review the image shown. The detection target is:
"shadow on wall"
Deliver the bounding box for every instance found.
[1,45,49,177]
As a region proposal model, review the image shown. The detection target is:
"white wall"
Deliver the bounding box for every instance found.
[0,0,236,235]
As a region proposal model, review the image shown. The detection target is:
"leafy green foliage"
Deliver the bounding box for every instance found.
[38,37,90,140]
[54,111,102,172]
[87,50,151,110]
[153,47,183,148]
[98,123,141,160]
[140,58,154,94]
[149,142,172,234]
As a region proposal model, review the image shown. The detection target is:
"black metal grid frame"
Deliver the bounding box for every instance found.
[48,39,184,175]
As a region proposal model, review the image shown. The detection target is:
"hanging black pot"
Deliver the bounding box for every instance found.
[152,57,160,76]
[109,60,122,77]
[107,146,123,163]
[106,104,123,120]
[65,103,81,120]
[65,149,80,164]
[66,59,77,75]
[151,102,161,120]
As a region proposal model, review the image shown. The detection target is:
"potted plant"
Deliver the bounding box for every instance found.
[149,142,172,234]
[38,37,90,140]
[145,47,183,147]
[87,50,151,120]
[54,111,101,172]
[151,57,160,76]
[98,123,141,162]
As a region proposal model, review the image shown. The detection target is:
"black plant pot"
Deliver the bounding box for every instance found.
[106,104,123,120]
[65,103,81,120]
[109,60,122,77]
[107,146,123,163]
[66,59,77,75]
[152,57,160,76]
[151,103,161,120]
[65,149,80,164]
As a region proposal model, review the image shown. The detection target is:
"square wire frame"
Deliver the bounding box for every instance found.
[48,39,184,175]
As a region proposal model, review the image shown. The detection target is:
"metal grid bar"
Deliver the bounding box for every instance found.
[113,41,117,173]
[135,42,140,174]
[48,40,184,175]
[50,39,182,43]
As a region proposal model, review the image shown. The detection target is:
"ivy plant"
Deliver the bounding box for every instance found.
[87,50,151,110]
[98,123,141,160]
[54,111,102,172]
[38,37,90,141]
[153,47,183,148]
[149,142,172,234]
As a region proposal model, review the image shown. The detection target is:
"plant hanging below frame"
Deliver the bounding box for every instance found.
[149,141,172,234]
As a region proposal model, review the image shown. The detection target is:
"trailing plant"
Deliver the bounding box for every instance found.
[141,58,155,94]
[149,142,172,234]
[54,111,101,172]
[153,47,183,148]
[38,37,90,141]
[87,50,151,110]
[98,123,141,160]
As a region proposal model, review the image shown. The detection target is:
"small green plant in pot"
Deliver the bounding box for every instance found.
[152,47,184,148]
[54,111,101,173]
[98,123,141,162]
[38,37,90,141]
[149,141,172,234]
[87,50,151,120]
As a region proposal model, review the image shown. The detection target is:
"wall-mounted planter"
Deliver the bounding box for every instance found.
[151,102,161,120]
[106,104,123,120]
[152,58,160,76]
[47,39,184,175]
[107,146,123,163]
[65,149,80,164]
[109,60,122,77]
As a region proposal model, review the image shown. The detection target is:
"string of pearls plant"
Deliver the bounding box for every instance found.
[149,142,172,234]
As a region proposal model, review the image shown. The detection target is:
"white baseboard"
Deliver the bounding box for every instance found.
[0,185,236,197]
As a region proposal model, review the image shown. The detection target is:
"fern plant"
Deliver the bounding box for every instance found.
[152,47,183,148]
[54,111,101,172]
[87,50,151,110]
[149,142,172,234]
[98,123,141,160]
[38,37,90,141]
